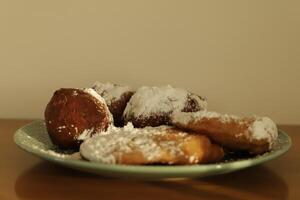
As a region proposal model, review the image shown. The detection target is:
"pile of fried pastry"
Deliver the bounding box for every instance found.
[44,82,278,165]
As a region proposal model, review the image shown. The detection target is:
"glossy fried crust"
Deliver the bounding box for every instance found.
[165,132,224,165]
[172,116,272,154]
[80,127,224,165]
[44,88,111,149]
[120,134,225,165]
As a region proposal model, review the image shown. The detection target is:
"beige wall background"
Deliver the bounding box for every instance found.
[0,0,299,124]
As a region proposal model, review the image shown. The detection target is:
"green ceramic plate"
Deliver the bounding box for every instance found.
[14,120,291,180]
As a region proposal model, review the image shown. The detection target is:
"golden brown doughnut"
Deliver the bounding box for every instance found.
[171,111,278,154]
[80,123,224,165]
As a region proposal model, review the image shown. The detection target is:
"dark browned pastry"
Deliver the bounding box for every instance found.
[92,82,134,127]
[44,88,112,149]
[123,85,207,128]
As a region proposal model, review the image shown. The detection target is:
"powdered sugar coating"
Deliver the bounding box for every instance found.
[83,88,107,105]
[171,111,278,148]
[77,128,94,140]
[249,117,278,147]
[172,110,239,125]
[123,85,207,119]
[80,123,187,164]
[92,81,132,106]
[83,88,114,123]
[35,148,70,158]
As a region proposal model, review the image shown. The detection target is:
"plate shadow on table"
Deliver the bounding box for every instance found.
[148,165,289,200]
[14,162,288,200]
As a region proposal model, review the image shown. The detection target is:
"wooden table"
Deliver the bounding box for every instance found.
[0,119,299,200]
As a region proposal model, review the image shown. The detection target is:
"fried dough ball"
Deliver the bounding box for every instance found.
[44,88,113,149]
[123,85,207,128]
[92,82,134,127]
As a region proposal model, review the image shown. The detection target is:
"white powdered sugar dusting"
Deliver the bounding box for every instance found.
[92,81,132,105]
[83,88,107,105]
[80,123,186,164]
[249,117,278,147]
[31,145,71,159]
[77,128,94,140]
[83,88,114,123]
[171,110,239,125]
[189,93,208,111]
[172,111,278,148]
[123,85,207,118]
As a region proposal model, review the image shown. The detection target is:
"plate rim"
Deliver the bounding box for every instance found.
[14,120,292,176]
